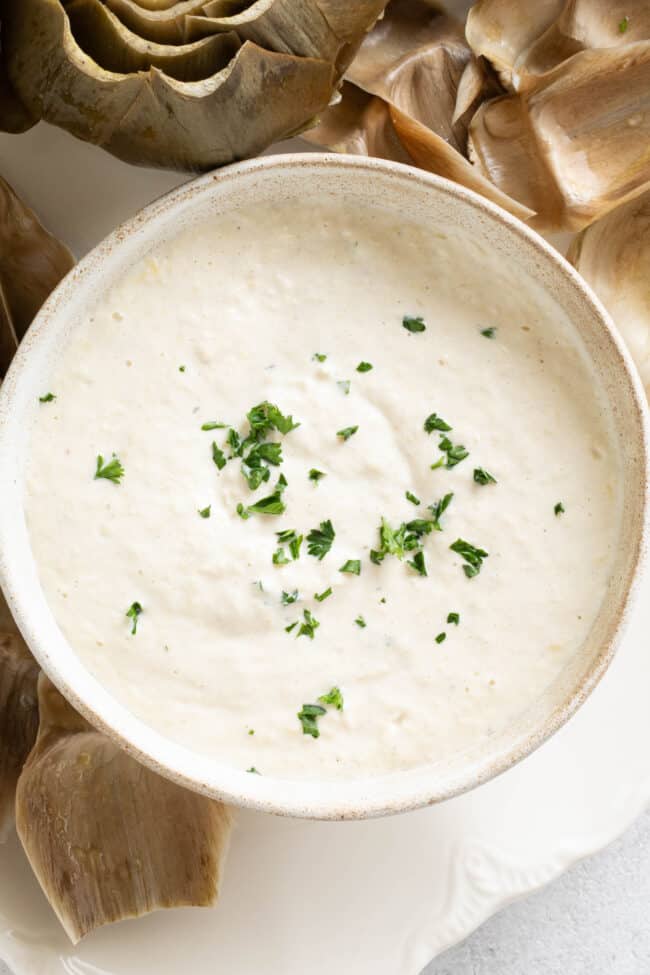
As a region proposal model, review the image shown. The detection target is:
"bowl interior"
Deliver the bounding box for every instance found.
[0,154,647,819]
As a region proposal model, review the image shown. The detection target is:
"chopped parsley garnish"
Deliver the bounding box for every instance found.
[39,392,56,403]
[370,549,385,564]
[429,492,453,531]
[179,365,186,372]
[480,327,496,339]
[246,401,300,437]
[435,632,446,644]
[236,502,250,520]
[450,538,489,578]
[337,425,358,441]
[356,361,373,373]
[407,550,427,576]
[247,767,260,774]
[406,491,421,506]
[248,729,255,735]
[94,454,124,484]
[285,621,298,633]
[339,559,361,575]
[198,505,211,519]
[319,686,344,710]
[447,612,460,625]
[372,516,435,567]
[314,587,332,602]
[337,380,351,396]
[296,609,320,640]
[281,590,299,605]
[473,468,497,485]
[125,601,143,635]
[313,353,327,363]
[307,519,335,560]
[423,412,451,434]
[244,476,287,516]
[403,315,426,333]
[554,501,565,516]
[619,14,629,32]
[355,615,366,628]
[212,442,227,471]
[275,528,303,561]
[297,703,326,738]
[272,548,290,566]
[437,435,469,469]
[201,421,227,431]
[309,468,326,483]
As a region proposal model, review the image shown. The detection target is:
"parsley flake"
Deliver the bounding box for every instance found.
[337,380,351,396]
[403,315,426,333]
[355,615,367,628]
[297,703,326,738]
[619,14,629,32]
[282,590,299,605]
[39,392,56,403]
[423,412,451,434]
[473,468,497,486]
[179,365,186,373]
[319,686,344,710]
[244,475,287,516]
[429,493,453,531]
[356,361,373,373]
[272,548,290,566]
[554,501,565,516]
[337,425,358,441]
[407,550,427,576]
[406,490,421,506]
[313,353,327,363]
[339,559,361,576]
[296,609,320,640]
[198,505,211,519]
[95,454,124,484]
[309,468,326,483]
[437,435,469,469]
[307,519,335,560]
[447,612,460,625]
[450,538,489,578]
[314,587,332,602]
[212,442,227,471]
[247,767,260,774]
[285,621,298,633]
[201,421,227,431]
[125,601,143,635]
[435,632,446,644]
[480,327,496,339]
[236,502,251,520]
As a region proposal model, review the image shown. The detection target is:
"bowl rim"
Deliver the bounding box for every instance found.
[1,152,648,820]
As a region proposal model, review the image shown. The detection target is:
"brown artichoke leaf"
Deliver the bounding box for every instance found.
[469,43,650,231]
[65,0,240,80]
[101,0,208,44]
[0,627,40,843]
[465,0,565,89]
[4,0,336,171]
[0,47,38,134]
[0,174,74,376]
[190,0,388,73]
[16,675,233,944]
[568,190,650,396]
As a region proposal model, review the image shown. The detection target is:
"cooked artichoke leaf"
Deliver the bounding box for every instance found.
[0,630,40,843]
[65,0,241,80]
[568,190,650,395]
[4,0,336,171]
[102,0,208,44]
[469,43,650,230]
[0,47,38,134]
[16,676,233,944]
[0,174,73,375]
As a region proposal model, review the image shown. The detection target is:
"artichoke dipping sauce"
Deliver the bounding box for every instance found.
[25,198,623,781]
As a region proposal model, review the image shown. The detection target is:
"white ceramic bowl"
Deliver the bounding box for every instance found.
[0,154,648,820]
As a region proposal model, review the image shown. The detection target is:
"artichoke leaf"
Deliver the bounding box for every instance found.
[0,174,74,375]
[469,43,650,230]
[0,624,40,843]
[4,0,336,171]
[101,0,209,44]
[16,676,233,944]
[568,190,650,396]
[0,49,38,134]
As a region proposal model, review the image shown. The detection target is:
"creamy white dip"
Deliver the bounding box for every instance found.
[25,198,622,781]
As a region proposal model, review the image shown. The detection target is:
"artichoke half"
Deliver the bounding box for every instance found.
[0,623,39,842]
[1,0,388,171]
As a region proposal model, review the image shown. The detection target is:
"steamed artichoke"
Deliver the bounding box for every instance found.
[0,622,39,842]
[0,0,388,171]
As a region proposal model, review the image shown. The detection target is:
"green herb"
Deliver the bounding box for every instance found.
[429,493,453,531]
[374,516,433,563]
[39,392,56,403]
[435,632,446,644]
[319,686,344,710]
[307,519,335,560]
[248,729,255,735]
[370,549,385,565]
[423,412,451,434]
[438,435,469,469]
[554,501,565,516]
[94,454,124,484]
[406,491,421,506]
[282,590,299,605]
[355,615,366,628]
[403,315,426,333]
[430,457,445,470]
[619,14,630,32]
[450,538,489,578]
[356,362,373,373]
[212,442,227,471]
[309,468,326,483]
[285,621,298,633]
[314,587,332,602]
[296,609,320,640]
[447,612,460,625]
[125,601,143,635]
[297,703,326,738]
[337,425,358,441]
[337,380,351,395]
[201,421,227,431]
[480,327,496,339]
[272,548,290,566]
[198,505,211,519]
[247,767,260,774]
[226,428,242,457]
[407,550,427,576]
[236,502,250,520]
[380,596,387,604]
[245,476,287,516]
[473,468,497,485]
[339,559,361,575]
[313,353,327,363]
[241,441,283,490]
[276,528,302,560]
[179,365,186,372]
[246,401,299,437]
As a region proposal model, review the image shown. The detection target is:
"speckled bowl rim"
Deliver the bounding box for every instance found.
[0,153,648,820]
